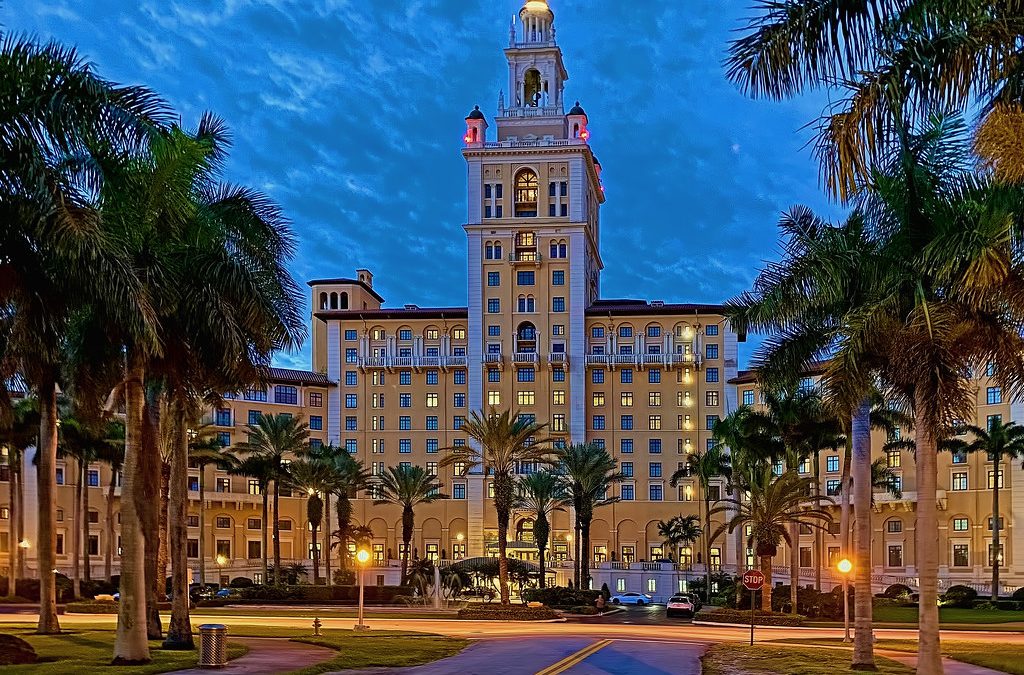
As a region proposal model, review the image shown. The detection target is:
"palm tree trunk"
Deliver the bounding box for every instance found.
[813,451,822,593]
[164,406,194,650]
[323,493,332,585]
[113,353,151,663]
[991,455,1001,602]
[704,493,712,603]
[401,506,413,586]
[336,494,350,576]
[142,400,162,640]
[272,481,281,585]
[538,542,547,590]
[7,466,16,589]
[158,458,170,600]
[914,397,942,675]
[14,464,24,581]
[573,514,581,588]
[789,519,799,613]
[198,469,207,585]
[839,435,852,562]
[851,401,875,670]
[759,553,772,611]
[105,468,116,582]
[36,378,61,633]
[581,518,592,591]
[497,511,510,604]
[72,461,83,599]
[83,463,91,585]
[261,489,269,585]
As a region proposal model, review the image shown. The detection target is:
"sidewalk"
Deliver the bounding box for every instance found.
[170,637,334,675]
[876,649,1007,675]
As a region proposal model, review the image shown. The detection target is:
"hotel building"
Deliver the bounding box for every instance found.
[2,0,1022,599]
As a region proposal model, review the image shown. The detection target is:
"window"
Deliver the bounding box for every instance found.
[215,516,232,529]
[514,169,539,216]
[649,462,662,478]
[649,392,662,406]
[345,439,357,453]
[399,393,411,407]
[453,370,466,385]
[591,326,605,338]
[426,393,439,408]
[426,370,438,385]
[886,519,903,533]
[454,416,465,430]
[649,415,662,430]
[621,439,633,454]
[621,369,633,384]
[952,517,969,531]
[488,271,500,286]
[274,385,298,404]
[552,324,564,336]
[649,484,663,501]
[245,388,268,402]
[706,415,719,430]
[742,389,754,406]
[517,270,535,286]
[621,484,635,501]
[398,416,411,431]
[621,415,633,430]
[187,539,199,558]
[988,469,1003,489]
[552,390,565,405]
[453,484,467,500]
[452,392,466,408]
[552,414,566,432]
[952,472,968,491]
[345,394,357,408]
[620,392,633,407]
[309,392,323,407]
[952,449,968,464]
[826,479,841,496]
[398,371,412,386]
[488,390,501,406]
[705,344,719,360]
[705,391,719,407]
[649,369,661,384]
[517,367,536,383]
[826,455,840,473]
[488,298,500,313]
[344,329,357,340]
[988,516,1005,531]
[552,297,565,312]
[215,408,232,426]
[452,327,467,340]
[399,439,411,454]
[649,439,662,454]
[987,386,1002,404]
[621,462,634,478]
[552,270,565,286]
[987,414,1002,430]
[619,326,633,338]
[592,369,605,384]
[952,544,970,567]
[592,415,605,430]
[217,432,230,447]
[887,545,903,567]
[705,368,719,383]
[345,371,357,386]
[705,324,719,336]
[517,391,536,406]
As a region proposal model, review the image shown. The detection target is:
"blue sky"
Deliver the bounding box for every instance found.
[11,1,840,369]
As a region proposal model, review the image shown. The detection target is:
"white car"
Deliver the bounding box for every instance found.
[610,591,652,606]
[666,594,696,618]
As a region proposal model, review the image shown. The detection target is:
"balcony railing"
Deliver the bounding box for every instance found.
[508,252,542,265]
[358,355,469,371]
[548,353,567,366]
[582,353,700,369]
[513,352,538,365]
[483,353,504,365]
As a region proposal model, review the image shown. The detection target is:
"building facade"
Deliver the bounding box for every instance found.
[2,0,1022,599]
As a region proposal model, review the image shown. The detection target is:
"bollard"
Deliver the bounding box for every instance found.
[198,624,228,669]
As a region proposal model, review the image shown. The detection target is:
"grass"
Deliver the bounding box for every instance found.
[285,630,469,675]
[0,627,247,674]
[701,643,913,675]
[193,606,455,620]
[805,605,1024,631]
[773,638,1024,675]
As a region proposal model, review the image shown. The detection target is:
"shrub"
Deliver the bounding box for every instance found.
[942,585,978,609]
[521,586,599,609]
[79,580,116,598]
[882,583,914,599]
[0,634,37,665]
[197,599,229,608]
[570,605,599,615]
[1011,587,1024,602]
[65,600,119,614]
[696,606,806,627]
[229,577,254,588]
[766,585,847,619]
[457,603,559,621]
[239,585,297,602]
[238,584,413,604]
[974,600,999,611]
[600,583,611,600]
[333,569,356,585]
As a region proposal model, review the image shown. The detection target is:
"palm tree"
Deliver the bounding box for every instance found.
[0,397,37,583]
[373,465,446,586]
[307,443,370,580]
[712,468,833,611]
[188,430,238,586]
[726,2,1024,195]
[727,120,1024,672]
[657,514,701,592]
[442,408,550,604]
[944,420,1024,600]
[556,443,623,591]
[1,35,166,636]
[670,444,730,603]
[237,413,309,585]
[231,455,275,585]
[286,459,334,585]
[515,470,568,589]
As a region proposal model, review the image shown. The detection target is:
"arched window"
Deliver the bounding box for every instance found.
[558,242,567,258]
[340,292,349,310]
[319,292,328,310]
[485,242,493,259]
[514,169,539,217]
[494,242,503,259]
[329,292,338,310]
[516,519,535,543]
[517,296,535,313]
[524,69,541,107]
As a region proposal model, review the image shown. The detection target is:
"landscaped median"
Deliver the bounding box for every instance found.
[694,606,806,627]
[772,638,1024,675]
[457,602,562,620]
[701,643,914,675]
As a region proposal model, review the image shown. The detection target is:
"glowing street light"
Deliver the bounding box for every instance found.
[355,548,371,631]
[18,539,30,549]
[837,558,853,643]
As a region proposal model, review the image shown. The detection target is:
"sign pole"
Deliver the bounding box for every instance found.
[741,568,765,647]
[750,587,755,646]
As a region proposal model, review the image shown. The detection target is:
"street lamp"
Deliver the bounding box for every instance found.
[837,558,853,643]
[215,554,227,587]
[354,548,371,631]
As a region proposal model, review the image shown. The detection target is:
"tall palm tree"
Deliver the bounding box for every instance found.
[231,454,275,585]
[515,470,568,589]
[727,120,1024,672]
[237,413,309,585]
[726,2,1024,195]
[944,419,1024,600]
[1,35,167,636]
[373,465,446,586]
[657,514,701,593]
[286,459,334,585]
[188,431,238,586]
[442,408,550,604]
[670,444,730,603]
[712,468,833,611]
[0,397,37,582]
[305,443,370,581]
[556,443,623,591]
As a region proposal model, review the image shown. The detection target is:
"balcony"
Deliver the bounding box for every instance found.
[483,353,504,368]
[585,354,612,367]
[548,353,567,367]
[508,251,542,266]
[358,355,469,371]
[513,352,538,366]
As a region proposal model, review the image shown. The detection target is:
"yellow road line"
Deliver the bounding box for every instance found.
[535,638,613,675]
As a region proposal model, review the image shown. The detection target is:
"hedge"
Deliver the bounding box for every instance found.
[521,586,600,609]
[66,601,119,614]
[457,603,560,621]
[696,606,806,627]
[239,584,413,604]
[941,585,978,609]
[1011,587,1024,602]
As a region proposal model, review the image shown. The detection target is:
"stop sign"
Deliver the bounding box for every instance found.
[742,569,765,590]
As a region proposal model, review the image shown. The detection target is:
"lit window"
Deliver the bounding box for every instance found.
[488,391,501,406]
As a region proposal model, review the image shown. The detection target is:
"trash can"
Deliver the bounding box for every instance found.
[198,624,228,668]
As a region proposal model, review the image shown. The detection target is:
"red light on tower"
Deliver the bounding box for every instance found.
[464,132,473,144]
[579,128,590,141]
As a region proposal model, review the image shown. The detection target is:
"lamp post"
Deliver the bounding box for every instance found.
[215,554,227,588]
[837,558,853,643]
[355,548,370,631]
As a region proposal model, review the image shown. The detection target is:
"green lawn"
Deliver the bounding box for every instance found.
[805,605,1024,630]
[701,643,913,675]
[287,630,469,674]
[773,638,1024,675]
[194,606,456,620]
[1,627,247,674]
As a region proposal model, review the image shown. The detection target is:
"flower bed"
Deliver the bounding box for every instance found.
[696,606,806,626]
[457,603,560,621]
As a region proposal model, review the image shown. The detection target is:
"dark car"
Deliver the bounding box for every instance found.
[189,583,219,601]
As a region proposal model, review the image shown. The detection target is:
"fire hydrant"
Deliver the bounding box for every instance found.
[312,617,323,637]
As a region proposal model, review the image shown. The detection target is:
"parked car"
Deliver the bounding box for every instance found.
[610,592,652,606]
[214,588,238,599]
[189,583,219,601]
[666,594,696,618]
[461,586,496,602]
